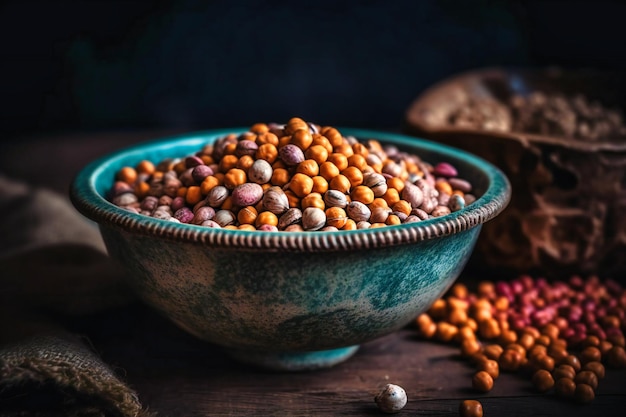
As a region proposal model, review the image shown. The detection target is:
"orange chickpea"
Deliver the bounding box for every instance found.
[218,154,239,173]
[310,135,333,154]
[348,153,368,171]
[301,193,325,211]
[483,344,503,361]
[311,176,329,194]
[319,161,340,181]
[321,126,343,148]
[392,200,412,216]
[284,190,300,208]
[285,117,308,135]
[296,159,320,177]
[386,176,405,193]
[270,168,290,187]
[341,218,357,230]
[325,206,348,229]
[289,173,314,198]
[351,142,369,157]
[385,214,402,226]
[185,186,203,205]
[472,371,494,392]
[479,359,500,379]
[436,322,458,343]
[369,198,389,210]
[238,224,256,231]
[329,174,351,194]
[250,122,269,134]
[224,168,247,189]
[136,160,155,175]
[305,145,329,165]
[117,166,137,184]
[351,185,375,205]
[341,166,363,188]
[290,128,313,150]
[223,142,237,156]
[532,369,555,392]
[459,400,483,417]
[256,143,279,164]
[236,155,255,171]
[255,211,278,227]
[555,377,576,398]
[256,132,279,146]
[201,175,221,194]
[237,206,258,225]
[461,338,482,357]
[435,180,452,195]
[382,188,400,207]
[334,140,354,157]
[327,153,349,171]
[134,181,150,199]
[200,155,214,165]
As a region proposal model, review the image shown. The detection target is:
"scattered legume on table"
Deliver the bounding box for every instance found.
[109,118,476,231]
[414,275,626,416]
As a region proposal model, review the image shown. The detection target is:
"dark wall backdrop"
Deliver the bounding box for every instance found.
[1,0,625,138]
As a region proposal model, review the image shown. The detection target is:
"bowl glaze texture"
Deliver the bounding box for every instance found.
[70,128,510,370]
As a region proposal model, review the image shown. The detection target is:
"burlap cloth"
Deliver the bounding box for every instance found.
[0,175,152,417]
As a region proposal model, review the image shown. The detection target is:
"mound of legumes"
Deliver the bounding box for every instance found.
[416,275,626,411]
[109,118,476,231]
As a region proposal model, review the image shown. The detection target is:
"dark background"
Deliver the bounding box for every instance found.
[1,0,625,139]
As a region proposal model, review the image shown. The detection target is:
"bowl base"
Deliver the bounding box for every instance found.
[227,345,360,371]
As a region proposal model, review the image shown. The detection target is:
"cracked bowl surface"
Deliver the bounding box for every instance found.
[70,128,509,369]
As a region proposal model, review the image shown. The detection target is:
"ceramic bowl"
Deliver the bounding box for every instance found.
[70,128,510,370]
[405,67,626,279]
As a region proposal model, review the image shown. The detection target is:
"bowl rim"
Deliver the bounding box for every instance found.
[405,66,626,153]
[70,127,511,252]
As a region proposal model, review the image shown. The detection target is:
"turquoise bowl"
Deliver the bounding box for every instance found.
[70,128,510,371]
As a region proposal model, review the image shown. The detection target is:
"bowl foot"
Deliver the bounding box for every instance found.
[227,345,360,371]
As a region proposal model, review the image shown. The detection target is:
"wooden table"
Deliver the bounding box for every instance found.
[1,131,625,416]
